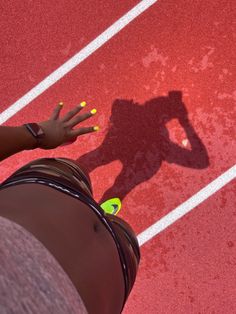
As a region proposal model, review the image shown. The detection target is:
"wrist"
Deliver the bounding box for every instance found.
[20,125,39,150]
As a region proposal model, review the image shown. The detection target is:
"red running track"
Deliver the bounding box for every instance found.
[0,0,235,313]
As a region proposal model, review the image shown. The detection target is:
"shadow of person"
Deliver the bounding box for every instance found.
[76,91,209,204]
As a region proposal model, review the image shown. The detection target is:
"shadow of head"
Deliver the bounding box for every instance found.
[108,90,209,169]
[111,91,188,125]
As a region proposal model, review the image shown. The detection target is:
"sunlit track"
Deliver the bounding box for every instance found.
[1,0,235,312]
[138,164,236,246]
[0,0,157,125]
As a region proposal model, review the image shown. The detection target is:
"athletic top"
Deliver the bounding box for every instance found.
[0,215,88,314]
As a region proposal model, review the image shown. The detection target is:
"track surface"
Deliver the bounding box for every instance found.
[0,1,235,313]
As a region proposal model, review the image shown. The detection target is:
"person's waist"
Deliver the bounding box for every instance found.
[0,174,138,309]
[0,166,92,198]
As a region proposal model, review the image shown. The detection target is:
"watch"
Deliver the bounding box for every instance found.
[23,123,46,149]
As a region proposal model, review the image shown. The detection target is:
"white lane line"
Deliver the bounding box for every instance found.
[138,164,236,246]
[0,0,158,125]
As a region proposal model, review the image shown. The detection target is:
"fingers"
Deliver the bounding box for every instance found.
[61,102,86,123]
[70,126,99,137]
[64,109,97,128]
[51,101,95,127]
[50,101,100,137]
[50,102,64,120]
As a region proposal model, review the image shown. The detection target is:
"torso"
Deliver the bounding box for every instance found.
[0,183,125,314]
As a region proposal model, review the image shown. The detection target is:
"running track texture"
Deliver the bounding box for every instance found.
[0,1,235,313]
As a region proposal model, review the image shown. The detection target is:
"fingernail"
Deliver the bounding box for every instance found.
[59,102,64,106]
[91,109,97,115]
[80,101,86,107]
[93,126,100,131]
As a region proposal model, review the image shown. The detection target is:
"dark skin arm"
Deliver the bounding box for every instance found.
[0,125,37,162]
[0,102,99,162]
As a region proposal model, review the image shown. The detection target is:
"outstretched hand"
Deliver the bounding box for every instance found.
[37,102,99,149]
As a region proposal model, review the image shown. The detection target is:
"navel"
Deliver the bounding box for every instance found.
[93,222,100,233]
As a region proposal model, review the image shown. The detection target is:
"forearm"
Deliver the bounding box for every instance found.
[180,119,203,149]
[0,125,37,162]
[179,118,209,167]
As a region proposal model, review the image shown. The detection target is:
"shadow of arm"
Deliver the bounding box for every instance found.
[165,119,209,169]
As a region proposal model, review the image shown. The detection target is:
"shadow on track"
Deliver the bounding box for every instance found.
[76,90,209,204]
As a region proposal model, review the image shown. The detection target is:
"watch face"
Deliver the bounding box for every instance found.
[37,126,45,138]
[27,123,45,138]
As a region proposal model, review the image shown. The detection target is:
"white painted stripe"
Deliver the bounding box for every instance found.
[138,164,236,246]
[0,0,157,125]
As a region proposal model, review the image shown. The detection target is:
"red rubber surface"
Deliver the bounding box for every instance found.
[0,1,235,312]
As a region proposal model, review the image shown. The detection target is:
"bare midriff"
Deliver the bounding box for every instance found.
[0,183,125,314]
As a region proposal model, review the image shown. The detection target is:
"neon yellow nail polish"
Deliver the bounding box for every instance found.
[80,101,86,107]
[93,126,100,131]
[91,109,97,114]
